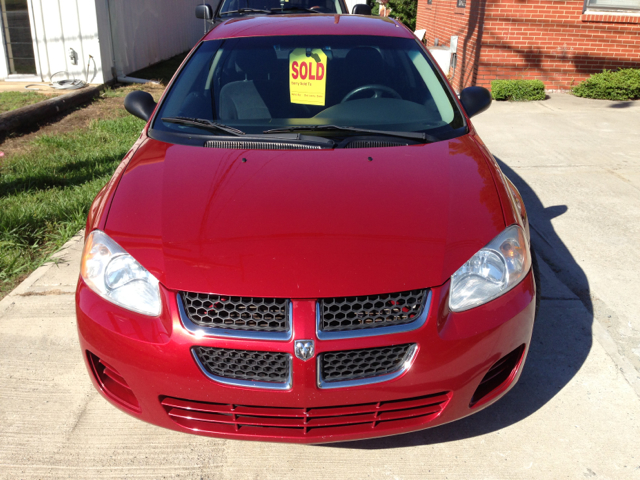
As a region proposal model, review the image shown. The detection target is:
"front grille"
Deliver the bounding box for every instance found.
[205,140,321,150]
[320,344,416,383]
[181,292,289,332]
[161,391,451,439]
[320,289,427,332]
[194,347,290,384]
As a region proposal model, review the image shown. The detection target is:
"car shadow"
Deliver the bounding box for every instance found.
[608,101,634,109]
[325,157,593,449]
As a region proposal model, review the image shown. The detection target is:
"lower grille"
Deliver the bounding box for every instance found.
[194,347,291,384]
[161,392,451,439]
[320,344,417,384]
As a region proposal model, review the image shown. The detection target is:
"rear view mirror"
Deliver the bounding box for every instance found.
[196,3,217,20]
[459,86,492,118]
[352,4,372,14]
[124,91,157,122]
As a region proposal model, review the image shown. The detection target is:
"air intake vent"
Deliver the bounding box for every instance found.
[344,140,409,148]
[470,344,525,407]
[205,140,321,150]
[87,351,140,412]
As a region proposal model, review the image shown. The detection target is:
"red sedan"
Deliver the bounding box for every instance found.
[76,13,537,443]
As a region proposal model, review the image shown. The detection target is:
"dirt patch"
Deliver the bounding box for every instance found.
[0,83,165,163]
[17,289,73,297]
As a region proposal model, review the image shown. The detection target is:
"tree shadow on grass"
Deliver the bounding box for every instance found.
[326,157,593,449]
[0,154,124,199]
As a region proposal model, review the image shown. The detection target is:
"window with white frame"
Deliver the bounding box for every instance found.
[0,0,37,75]
[585,0,640,11]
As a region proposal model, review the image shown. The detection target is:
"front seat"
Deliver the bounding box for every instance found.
[218,48,276,120]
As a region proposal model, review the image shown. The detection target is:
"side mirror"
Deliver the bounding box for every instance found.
[352,4,372,14]
[459,86,492,118]
[196,3,215,20]
[124,91,157,122]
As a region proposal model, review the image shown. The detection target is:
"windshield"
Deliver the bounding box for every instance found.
[220,0,345,14]
[152,35,465,143]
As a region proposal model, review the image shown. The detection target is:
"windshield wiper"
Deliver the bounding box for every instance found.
[263,125,431,142]
[270,6,320,13]
[161,117,245,136]
[221,8,273,14]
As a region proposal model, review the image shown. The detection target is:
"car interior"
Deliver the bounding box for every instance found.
[157,36,456,134]
[221,0,343,14]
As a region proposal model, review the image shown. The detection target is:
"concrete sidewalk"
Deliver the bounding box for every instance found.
[1,95,639,479]
[474,93,640,395]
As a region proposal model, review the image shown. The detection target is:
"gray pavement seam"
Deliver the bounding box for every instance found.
[0,231,84,316]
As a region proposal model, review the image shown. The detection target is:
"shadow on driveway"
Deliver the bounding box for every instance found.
[327,157,593,449]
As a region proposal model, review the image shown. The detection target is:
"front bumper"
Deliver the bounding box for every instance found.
[76,272,535,444]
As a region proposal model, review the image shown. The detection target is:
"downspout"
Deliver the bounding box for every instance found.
[105,0,118,81]
[117,75,159,84]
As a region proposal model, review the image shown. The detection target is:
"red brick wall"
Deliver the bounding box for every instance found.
[416,0,640,91]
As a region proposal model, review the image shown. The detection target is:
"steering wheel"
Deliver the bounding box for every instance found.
[341,84,402,103]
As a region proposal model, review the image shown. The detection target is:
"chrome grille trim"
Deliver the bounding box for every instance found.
[317,344,419,389]
[192,348,293,391]
[316,290,432,340]
[177,294,293,341]
[180,292,289,332]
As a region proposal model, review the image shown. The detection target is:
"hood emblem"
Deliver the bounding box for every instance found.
[294,340,315,361]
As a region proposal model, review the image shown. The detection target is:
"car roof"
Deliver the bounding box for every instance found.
[203,14,415,41]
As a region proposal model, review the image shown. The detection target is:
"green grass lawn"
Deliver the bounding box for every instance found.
[0,51,184,298]
[0,91,53,114]
[0,115,145,297]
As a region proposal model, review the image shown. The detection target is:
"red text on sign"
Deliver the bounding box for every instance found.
[291,61,325,81]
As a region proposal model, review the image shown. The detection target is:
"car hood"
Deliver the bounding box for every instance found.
[105,135,504,298]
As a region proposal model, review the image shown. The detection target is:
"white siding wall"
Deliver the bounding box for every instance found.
[0,0,203,84]
[29,0,105,83]
[100,0,204,79]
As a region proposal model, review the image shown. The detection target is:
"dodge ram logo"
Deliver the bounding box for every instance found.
[294,340,315,361]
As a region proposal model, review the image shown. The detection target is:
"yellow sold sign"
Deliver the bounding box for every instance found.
[289,48,327,106]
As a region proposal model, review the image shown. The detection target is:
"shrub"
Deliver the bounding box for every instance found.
[491,79,546,101]
[572,69,640,101]
[388,0,417,31]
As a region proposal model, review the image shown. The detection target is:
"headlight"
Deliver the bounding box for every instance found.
[449,225,531,312]
[80,230,161,316]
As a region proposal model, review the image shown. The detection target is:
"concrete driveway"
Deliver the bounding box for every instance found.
[1,94,639,479]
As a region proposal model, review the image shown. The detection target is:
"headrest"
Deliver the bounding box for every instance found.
[351,4,372,15]
[235,47,278,80]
